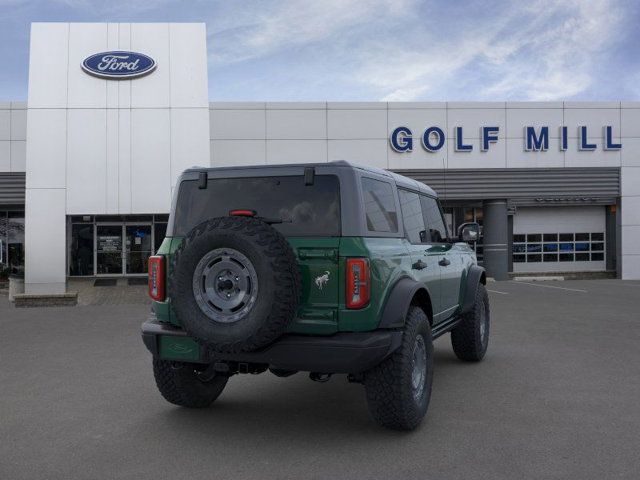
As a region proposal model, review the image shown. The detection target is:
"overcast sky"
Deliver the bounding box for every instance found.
[0,0,638,102]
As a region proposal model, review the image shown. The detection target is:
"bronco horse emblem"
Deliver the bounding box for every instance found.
[315,271,331,290]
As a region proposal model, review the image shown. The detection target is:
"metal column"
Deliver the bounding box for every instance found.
[482,200,509,281]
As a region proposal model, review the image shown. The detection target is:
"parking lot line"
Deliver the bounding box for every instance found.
[487,289,509,295]
[512,281,588,293]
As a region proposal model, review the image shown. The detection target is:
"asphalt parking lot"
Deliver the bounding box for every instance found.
[1,280,640,479]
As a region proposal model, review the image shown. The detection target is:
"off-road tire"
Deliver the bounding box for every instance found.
[169,216,300,353]
[364,306,433,431]
[451,283,490,361]
[153,359,228,408]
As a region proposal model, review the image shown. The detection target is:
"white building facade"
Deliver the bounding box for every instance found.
[0,22,639,295]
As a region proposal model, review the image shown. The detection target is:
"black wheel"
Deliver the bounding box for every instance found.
[153,360,228,408]
[364,306,433,431]
[169,216,300,353]
[451,283,490,361]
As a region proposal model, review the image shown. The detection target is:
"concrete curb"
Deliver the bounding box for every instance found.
[14,292,78,308]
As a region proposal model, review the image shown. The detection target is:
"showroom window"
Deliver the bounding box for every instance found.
[0,211,25,276]
[512,232,605,263]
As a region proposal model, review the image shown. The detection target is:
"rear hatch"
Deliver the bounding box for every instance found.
[170,173,342,334]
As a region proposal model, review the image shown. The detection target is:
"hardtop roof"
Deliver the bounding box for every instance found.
[183,160,438,197]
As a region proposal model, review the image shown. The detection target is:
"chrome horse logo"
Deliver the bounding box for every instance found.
[315,271,331,291]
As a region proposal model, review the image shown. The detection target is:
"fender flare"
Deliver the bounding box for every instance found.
[460,265,486,314]
[378,277,432,329]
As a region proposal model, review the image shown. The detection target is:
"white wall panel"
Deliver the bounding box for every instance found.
[105,109,119,212]
[328,109,386,139]
[25,109,67,189]
[11,141,26,172]
[67,23,107,108]
[0,142,9,171]
[387,108,446,138]
[28,23,69,108]
[506,138,564,168]
[131,23,170,108]
[211,140,266,166]
[266,140,327,164]
[621,196,640,228]
[514,206,605,233]
[622,254,640,280]
[563,108,621,138]
[24,188,66,294]
[266,109,326,139]
[131,108,171,212]
[564,145,620,168]
[10,109,27,140]
[117,109,132,213]
[621,226,640,256]
[117,23,132,109]
[621,166,640,196]
[106,23,120,109]
[0,110,9,140]
[621,109,640,138]
[328,140,388,169]
[621,138,640,166]
[211,109,265,140]
[447,108,506,139]
[66,109,107,213]
[447,139,505,169]
[506,108,563,138]
[170,23,208,107]
[170,108,210,183]
[389,143,448,170]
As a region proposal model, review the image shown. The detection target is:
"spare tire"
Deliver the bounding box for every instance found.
[169,216,300,353]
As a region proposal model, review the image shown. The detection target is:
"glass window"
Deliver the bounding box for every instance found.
[543,254,558,262]
[7,212,24,273]
[420,195,448,243]
[527,244,542,253]
[70,224,95,276]
[559,233,573,241]
[154,223,168,252]
[591,233,604,241]
[543,243,558,252]
[591,242,604,251]
[513,254,526,263]
[175,175,342,237]
[398,190,426,244]
[576,253,590,261]
[528,254,542,262]
[560,253,574,261]
[361,178,398,233]
[543,234,558,241]
[527,234,542,242]
[513,234,525,243]
[591,252,604,261]
[575,233,590,241]
[513,244,526,253]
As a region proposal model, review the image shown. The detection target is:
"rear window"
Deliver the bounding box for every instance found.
[173,175,341,237]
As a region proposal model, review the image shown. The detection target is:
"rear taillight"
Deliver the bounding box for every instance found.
[346,258,370,309]
[148,255,165,301]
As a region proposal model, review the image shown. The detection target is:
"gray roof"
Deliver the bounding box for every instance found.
[184,160,437,197]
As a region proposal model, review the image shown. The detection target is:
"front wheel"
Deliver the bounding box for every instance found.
[153,360,228,408]
[451,283,490,361]
[364,306,433,431]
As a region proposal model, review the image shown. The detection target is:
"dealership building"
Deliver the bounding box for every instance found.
[1,22,639,296]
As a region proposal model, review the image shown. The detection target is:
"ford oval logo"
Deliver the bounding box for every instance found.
[81,51,156,79]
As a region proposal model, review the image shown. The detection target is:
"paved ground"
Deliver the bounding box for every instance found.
[1,280,639,480]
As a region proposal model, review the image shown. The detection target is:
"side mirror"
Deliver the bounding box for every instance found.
[458,222,480,243]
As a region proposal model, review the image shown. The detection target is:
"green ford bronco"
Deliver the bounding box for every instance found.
[142,161,489,430]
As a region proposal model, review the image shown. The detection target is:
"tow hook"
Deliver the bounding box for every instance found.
[309,372,332,383]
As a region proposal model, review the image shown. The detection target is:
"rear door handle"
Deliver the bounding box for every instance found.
[412,260,428,270]
[438,257,451,267]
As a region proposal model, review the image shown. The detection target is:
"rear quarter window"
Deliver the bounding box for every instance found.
[361,177,398,233]
[173,175,341,237]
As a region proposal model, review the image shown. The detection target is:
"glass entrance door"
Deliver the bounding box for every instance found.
[125,225,152,274]
[96,225,123,275]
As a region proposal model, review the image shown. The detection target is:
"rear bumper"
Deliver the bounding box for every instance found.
[141,319,402,374]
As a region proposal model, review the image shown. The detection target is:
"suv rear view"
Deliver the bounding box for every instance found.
[143,161,489,430]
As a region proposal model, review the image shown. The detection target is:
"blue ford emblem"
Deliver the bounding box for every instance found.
[82,51,156,79]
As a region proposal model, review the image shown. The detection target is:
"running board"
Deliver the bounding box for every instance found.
[432,316,462,339]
